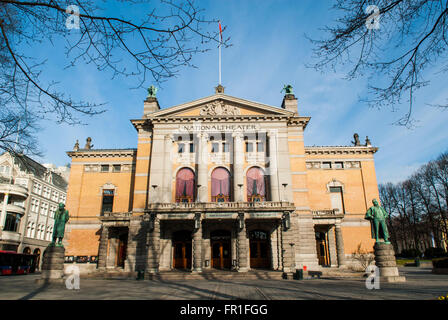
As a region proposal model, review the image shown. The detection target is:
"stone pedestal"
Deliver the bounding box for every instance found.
[37,246,65,283]
[374,243,406,283]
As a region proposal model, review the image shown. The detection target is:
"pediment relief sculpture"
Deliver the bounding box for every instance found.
[199,100,241,116]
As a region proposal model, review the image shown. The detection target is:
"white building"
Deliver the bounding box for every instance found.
[0,152,68,269]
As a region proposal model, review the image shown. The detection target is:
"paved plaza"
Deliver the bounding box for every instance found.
[0,267,447,300]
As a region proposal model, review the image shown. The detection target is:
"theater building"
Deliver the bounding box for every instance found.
[64,86,378,275]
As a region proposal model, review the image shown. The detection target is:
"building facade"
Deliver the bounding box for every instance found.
[65,86,378,275]
[0,152,68,269]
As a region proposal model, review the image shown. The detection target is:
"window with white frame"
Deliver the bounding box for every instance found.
[49,205,56,218]
[40,202,49,216]
[31,198,40,213]
[52,190,59,202]
[60,195,66,203]
[26,222,32,237]
[33,182,40,194]
[30,223,36,238]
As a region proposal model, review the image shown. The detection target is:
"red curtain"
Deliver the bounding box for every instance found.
[247,167,265,198]
[211,167,230,197]
[176,168,195,199]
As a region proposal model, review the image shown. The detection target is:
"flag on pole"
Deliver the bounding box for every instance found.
[218,20,223,43]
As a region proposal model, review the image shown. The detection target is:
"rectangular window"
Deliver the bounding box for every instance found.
[246,142,253,152]
[101,165,109,172]
[334,162,344,169]
[222,143,229,153]
[101,189,114,215]
[322,162,332,169]
[189,143,195,153]
[113,164,121,172]
[211,143,219,153]
[257,142,264,152]
[178,143,185,153]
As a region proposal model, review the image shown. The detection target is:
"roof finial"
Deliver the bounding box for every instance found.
[215,84,225,94]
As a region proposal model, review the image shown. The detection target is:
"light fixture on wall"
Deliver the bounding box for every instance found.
[238,212,245,230]
[282,183,288,202]
[282,211,290,230]
[194,213,201,230]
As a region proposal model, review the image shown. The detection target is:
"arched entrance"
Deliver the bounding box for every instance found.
[249,230,270,269]
[33,248,41,271]
[172,230,192,269]
[23,247,31,254]
[210,230,231,269]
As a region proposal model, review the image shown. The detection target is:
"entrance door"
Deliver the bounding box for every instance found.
[249,230,270,269]
[315,231,330,266]
[172,231,192,269]
[210,230,231,269]
[116,232,128,268]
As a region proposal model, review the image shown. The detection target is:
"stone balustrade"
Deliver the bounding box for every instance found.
[146,201,295,213]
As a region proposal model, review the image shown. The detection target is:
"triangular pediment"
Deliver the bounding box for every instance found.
[150,94,294,118]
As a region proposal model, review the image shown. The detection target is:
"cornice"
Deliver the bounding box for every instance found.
[67,149,137,159]
[305,145,378,155]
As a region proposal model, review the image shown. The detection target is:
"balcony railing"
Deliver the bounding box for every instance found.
[146,201,295,213]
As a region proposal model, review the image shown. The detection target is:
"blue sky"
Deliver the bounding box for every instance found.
[30,0,448,184]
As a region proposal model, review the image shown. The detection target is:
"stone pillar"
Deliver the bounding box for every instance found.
[1,192,9,230]
[335,224,346,267]
[97,226,109,269]
[268,131,279,202]
[237,213,248,272]
[281,213,295,273]
[232,132,244,202]
[162,134,173,203]
[197,133,209,202]
[374,242,406,282]
[327,226,338,267]
[40,246,65,281]
[192,218,203,272]
[146,215,160,274]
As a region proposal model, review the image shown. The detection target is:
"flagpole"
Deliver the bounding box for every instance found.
[218,20,222,86]
[219,41,221,85]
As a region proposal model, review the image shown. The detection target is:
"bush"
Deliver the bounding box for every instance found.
[424,247,448,259]
[433,257,448,268]
[400,248,422,258]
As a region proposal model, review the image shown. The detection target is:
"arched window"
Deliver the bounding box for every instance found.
[211,167,231,202]
[175,168,195,203]
[247,167,266,202]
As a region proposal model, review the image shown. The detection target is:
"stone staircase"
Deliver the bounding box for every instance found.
[82,267,363,280]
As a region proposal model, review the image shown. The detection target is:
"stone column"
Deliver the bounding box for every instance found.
[192,216,203,272]
[281,212,295,273]
[268,131,279,202]
[162,134,173,203]
[1,192,9,230]
[232,132,244,202]
[335,223,346,267]
[237,213,248,272]
[97,226,109,269]
[146,215,160,274]
[327,226,338,267]
[197,133,209,202]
